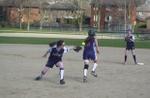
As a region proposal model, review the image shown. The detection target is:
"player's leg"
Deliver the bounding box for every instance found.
[131,49,137,64]
[35,60,54,81]
[56,61,65,85]
[124,49,128,64]
[83,60,89,82]
[91,60,98,77]
[35,66,50,80]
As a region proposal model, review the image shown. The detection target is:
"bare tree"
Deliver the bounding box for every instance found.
[73,0,83,32]
[26,0,31,31]
[15,0,24,29]
[11,0,31,30]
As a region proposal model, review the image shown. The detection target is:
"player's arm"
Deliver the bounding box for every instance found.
[130,35,135,42]
[124,35,128,42]
[63,46,82,53]
[63,47,71,54]
[95,37,100,54]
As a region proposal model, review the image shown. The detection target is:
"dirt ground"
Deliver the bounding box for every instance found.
[0,44,150,98]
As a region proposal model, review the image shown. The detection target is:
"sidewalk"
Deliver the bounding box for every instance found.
[0,33,121,39]
[0,33,87,39]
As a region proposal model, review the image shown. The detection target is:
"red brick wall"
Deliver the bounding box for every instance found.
[100,6,106,30]
[7,7,41,24]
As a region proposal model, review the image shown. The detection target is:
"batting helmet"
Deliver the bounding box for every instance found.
[88,30,96,37]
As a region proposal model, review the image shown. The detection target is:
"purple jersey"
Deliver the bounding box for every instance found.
[125,34,135,50]
[46,47,69,68]
[83,37,97,60]
[49,47,64,61]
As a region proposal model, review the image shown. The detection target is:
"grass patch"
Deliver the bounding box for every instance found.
[0,37,149,49]
[0,37,84,46]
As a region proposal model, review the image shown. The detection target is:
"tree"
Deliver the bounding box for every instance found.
[15,0,24,29]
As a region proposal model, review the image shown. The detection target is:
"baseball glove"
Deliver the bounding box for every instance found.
[73,46,82,52]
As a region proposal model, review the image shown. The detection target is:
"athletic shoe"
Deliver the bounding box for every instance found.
[83,76,87,83]
[35,76,42,81]
[91,71,98,77]
[60,79,65,85]
[123,62,127,65]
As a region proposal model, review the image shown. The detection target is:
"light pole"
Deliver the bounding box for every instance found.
[124,0,127,33]
[27,0,30,31]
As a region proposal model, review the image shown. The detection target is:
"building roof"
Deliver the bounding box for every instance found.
[0,0,81,11]
[137,4,150,12]
[42,2,80,11]
[136,1,150,20]
[91,0,146,7]
[146,16,150,20]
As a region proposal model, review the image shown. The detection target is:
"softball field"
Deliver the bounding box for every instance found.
[0,44,150,98]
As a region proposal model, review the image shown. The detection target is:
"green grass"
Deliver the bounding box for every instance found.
[99,39,150,48]
[0,37,84,46]
[0,37,150,49]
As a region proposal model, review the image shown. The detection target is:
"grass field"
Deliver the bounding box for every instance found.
[0,37,150,49]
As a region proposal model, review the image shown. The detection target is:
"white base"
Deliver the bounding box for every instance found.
[137,62,144,65]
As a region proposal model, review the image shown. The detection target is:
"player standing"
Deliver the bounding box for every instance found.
[82,30,100,82]
[124,30,137,65]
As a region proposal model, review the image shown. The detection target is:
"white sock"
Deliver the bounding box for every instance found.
[83,69,88,76]
[40,74,43,78]
[92,63,97,72]
[60,69,64,80]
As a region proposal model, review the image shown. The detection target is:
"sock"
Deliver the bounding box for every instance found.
[40,71,45,77]
[83,69,88,77]
[133,55,137,64]
[60,69,64,80]
[124,55,127,63]
[92,63,97,72]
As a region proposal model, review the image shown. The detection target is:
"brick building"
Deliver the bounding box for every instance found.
[90,0,145,31]
[0,0,81,27]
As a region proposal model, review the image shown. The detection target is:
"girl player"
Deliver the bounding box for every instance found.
[35,40,69,85]
[124,30,137,65]
[82,30,100,82]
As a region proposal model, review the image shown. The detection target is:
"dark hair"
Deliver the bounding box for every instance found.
[84,36,95,46]
[88,30,96,37]
[57,40,64,47]
[49,41,57,47]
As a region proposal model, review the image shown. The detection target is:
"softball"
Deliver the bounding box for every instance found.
[82,42,85,46]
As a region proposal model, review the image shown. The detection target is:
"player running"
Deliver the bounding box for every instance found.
[82,30,100,82]
[35,40,81,85]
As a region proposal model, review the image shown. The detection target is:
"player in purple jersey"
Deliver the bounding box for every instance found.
[35,40,70,85]
[124,30,137,65]
[82,30,100,82]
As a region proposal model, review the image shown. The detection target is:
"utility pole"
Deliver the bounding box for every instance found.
[79,0,83,32]
[27,0,30,31]
[124,0,127,33]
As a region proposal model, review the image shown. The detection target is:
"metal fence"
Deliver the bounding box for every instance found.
[96,32,150,40]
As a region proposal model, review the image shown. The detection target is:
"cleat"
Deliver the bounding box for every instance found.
[91,71,98,77]
[35,76,42,81]
[123,62,126,65]
[83,76,87,83]
[60,79,65,85]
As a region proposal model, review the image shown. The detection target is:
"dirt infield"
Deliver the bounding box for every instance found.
[0,44,150,98]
